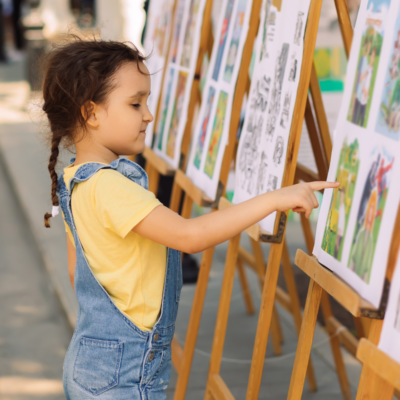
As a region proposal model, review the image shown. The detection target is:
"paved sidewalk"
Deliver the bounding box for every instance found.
[0,136,71,400]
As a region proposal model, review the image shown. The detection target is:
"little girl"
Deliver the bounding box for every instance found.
[42,37,337,400]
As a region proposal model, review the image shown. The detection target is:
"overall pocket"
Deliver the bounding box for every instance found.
[73,337,123,396]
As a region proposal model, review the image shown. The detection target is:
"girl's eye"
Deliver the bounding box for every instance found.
[132,103,141,108]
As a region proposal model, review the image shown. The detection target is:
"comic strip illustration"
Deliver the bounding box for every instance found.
[314,0,400,309]
[204,91,229,178]
[348,146,394,283]
[153,0,207,168]
[194,87,216,169]
[166,72,188,158]
[376,7,400,141]
[187,0,252,200]
[322,138,360,261]
[347,0,390,128]
[223,0,247,83]
[233,0,311,234]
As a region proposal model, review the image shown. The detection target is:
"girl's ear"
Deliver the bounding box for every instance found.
[81,101,100,129]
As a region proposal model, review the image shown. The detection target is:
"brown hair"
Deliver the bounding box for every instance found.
[42,36,148,227]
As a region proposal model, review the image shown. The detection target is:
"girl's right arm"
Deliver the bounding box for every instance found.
[133,181,339,254]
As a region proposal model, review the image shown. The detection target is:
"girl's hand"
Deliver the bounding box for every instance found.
[271,181,340,218]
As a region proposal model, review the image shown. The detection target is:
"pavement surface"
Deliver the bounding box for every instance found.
[0,49,363,399]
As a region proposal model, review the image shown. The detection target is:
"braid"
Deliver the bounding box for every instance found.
[44,135,62,228]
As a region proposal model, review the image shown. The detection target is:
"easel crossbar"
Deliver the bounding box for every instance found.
[295,250,378,317]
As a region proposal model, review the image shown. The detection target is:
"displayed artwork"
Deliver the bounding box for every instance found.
[194,86,216,168]
[314,0,400,308]
[376,13,400,140]
[153,0,208,169]
[187,0,253,200]
[143,0,175,147]
[204,91,229,177]
[212,0,235,82]
[181,0,202,68]
[348,146,394,283]
[378,251,400,364]
[223,0,247,83]
[347,0,390,129]
[166,72,188,158]
[156,67,175,150]
[322,139,360,261]
[233,0,312,234]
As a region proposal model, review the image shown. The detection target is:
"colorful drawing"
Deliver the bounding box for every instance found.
[166,72,188,158]
[204,91,229,177]
[180,0,201,68]
[376,9,400,141]
[194,86,216,168]
[152,0,174,56]
[170,0,186,63]
[347,0,390,128]
[157,68,175,150]
[322,138,360,261]
[223,0,247,83]
[212,0,234,81]
[348,146,394,283]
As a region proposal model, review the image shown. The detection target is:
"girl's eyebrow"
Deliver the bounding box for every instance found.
[129,90,150,98]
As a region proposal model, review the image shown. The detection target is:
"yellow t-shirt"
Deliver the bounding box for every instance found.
[63,163,166,331]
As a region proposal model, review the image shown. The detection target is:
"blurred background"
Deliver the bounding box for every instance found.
[0,1,362,399]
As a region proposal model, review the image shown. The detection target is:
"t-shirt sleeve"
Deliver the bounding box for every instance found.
[93,170,162,238]
[62,211,76,248]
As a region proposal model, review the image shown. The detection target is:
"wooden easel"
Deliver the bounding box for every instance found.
[288,204,400,400]
[167,1,269,399]
[143,0,214,194]
[202,0,333,398]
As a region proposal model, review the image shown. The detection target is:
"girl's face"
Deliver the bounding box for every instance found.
[94,61,153,156]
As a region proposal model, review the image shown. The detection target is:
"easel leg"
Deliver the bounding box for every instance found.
[170,181,183,213]
[320,292,353,400]
[237,257,255,315]
[287,280,323,400]
[299,213,351,398]
[173,246,216,400]
[204,234,241,400]
[281,240,317,392]
[355,320,384,400]
[246,241,286,400]
[250,238,285,353]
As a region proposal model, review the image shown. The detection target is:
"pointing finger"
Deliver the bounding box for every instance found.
[308,181,340,192]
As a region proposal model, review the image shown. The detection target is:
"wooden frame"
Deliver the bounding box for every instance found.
[169,1,266,399]
[288,203,400,400]
[144,0,214,194]
[201,0,344,399]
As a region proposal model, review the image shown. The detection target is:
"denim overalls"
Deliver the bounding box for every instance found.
[58,158,182,400]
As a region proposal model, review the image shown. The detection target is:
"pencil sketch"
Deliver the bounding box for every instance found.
[250,75,271,112]
[266,43,289,139]
[289,53,298,82]
[239,113,263,195]
[294,12,304,46]
[267,174,278,192]
[280,91,292,129]
[273,136,284,165]
[256,151,268,195]
[259,0,273,61]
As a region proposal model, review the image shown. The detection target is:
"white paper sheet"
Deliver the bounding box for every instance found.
[143,0,175,147]
[153,0,207,169]
[186,0,253,200]
[378,250,400,364]
[313,0,400,308]
[232,0,311,234]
